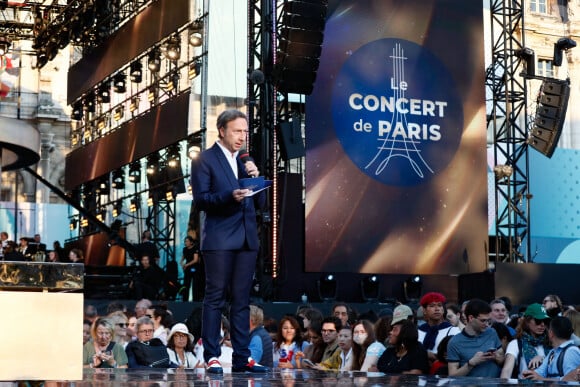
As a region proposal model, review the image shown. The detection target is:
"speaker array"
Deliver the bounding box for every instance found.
[528,79,570,158]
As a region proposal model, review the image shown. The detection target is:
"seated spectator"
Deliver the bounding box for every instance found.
[430,335,452,375]
[134,298,152,318]
[274,315,309,368]
[308,326,353,371]
[417,292,461,362]
[147,304,173,345]
[194,315,234,368]
[447,298,504,377]
[563,308,580,346]
[108,311,130,349]
[166,323,200,368]
[500,303,551,379]
[83,320,92,345]
[126,314,137,343]
[351,320,386,371]
[302,323,324,363]
[46,250,59,262]
[377,319,429,374]
[249,305,274,368]
[374,315,393,347]
[333,302,355,328]
[125,316,176,368]
[68,248,84,263]
[542,295,564,318]
[522,316,580,381]
[2,241,25,261]
[446,303,466,331]
[490,298,516,337]
[298,307,324,335]
[83,317,128,368]
[491,322,513,354]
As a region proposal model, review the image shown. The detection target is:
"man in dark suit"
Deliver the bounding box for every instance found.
[190,109,267,374]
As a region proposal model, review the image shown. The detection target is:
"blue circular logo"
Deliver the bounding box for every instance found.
[332,38,464,186]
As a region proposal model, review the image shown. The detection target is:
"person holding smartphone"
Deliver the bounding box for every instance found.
[83,317,128,368]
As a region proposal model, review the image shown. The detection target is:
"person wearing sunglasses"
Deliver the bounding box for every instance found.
[500,303,551,379]
[109,311,131,349]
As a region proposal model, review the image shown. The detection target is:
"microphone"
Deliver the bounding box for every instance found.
[239,149,259,177]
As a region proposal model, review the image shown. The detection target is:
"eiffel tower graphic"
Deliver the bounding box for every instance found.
[366,43,434,179]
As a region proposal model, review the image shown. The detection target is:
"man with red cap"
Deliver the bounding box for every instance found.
[417,292,461,362]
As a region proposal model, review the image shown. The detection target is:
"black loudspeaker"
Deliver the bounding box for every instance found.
[277,114,305,160]
[276,0,328,94]
[528,78,570,158]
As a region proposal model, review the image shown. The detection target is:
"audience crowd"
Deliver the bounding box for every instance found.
[80,292,580,382]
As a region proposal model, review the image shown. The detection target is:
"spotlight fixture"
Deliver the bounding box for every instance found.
[164,36,181,61]
[97,116,108,132]
[97,176,110,195]
[69,218,77,231]
[112,200,122,218]
[167,145,181,168]
[403,275,423,303]
[111,168,125,189]
[146,154,159,174]
[147,193,154,207]
[128,161,141,183]
[72,101,83,120]
[130,197,140,213]
[129,61,143,83]
[0,36,11,56]
[129,96,140,112]
[317,274,338,302]
[148,49,161,72]
[361,275,380,302]
[147,86,157,103]
[188,61,201,80]
[80,217,89,228]
[113,105,124,121]
[113,73,126,93]
[95,209,106,222]
[188,21,203,47]
[97,82,111,103]
[84,95,95,113]
[165,186,175,201]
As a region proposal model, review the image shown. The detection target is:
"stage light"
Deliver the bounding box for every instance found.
[111,168,125,189]
[515,47,535,77]
[97,82,111,103]
[167,145,181,167]
[84,95,95,113]
[112,200,122,218]
[188,61,201,80]
[80,217,89,228]
[147,193,154,207]
[128,161,141,183]
[165,186,175,201]
[71,133,80,146]
[403,275,423,303]
[188,20,203,47]
[69,218,77,231]
[98,176,109,195]
[148,86,157,103]
[148,49,161,72]
[129,61,143,83]
[113,73,126,93]
[72,101,83,120]
[317,274,337,302]
[554,37,577,66]
[164,36,181,61]
[129,96,140,112]
[95,209,105,222]
[361,275,380,302]
[97,116,107,132]
[188,145,201,159]
[130,197,140,213]
[147,154,159,174]
[113,105,124,121]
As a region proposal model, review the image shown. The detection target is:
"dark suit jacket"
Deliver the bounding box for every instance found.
[190,143,263,251]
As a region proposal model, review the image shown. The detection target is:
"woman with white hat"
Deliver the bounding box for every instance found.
[167,323,200,368]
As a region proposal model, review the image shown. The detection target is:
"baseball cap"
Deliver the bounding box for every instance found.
[524,303,549,320]
[391,304,413,326]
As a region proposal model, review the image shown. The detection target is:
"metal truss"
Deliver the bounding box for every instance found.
[488,0,531,263]
[146,197,176,270]
[247,0,278,299]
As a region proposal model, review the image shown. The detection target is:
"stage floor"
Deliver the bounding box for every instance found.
[16,369,578,386]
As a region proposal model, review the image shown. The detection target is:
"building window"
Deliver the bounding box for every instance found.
[530,0,548,13]
[537,59,554,77]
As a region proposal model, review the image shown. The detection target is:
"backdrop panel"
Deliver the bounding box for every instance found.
[305,0,487,274]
